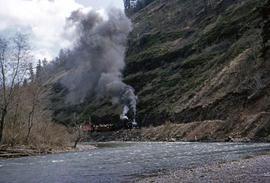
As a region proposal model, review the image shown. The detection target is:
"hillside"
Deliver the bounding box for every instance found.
[51,0,270,141]
[122,0,270,141]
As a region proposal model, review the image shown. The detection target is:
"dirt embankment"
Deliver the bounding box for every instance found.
[87,120,270,143]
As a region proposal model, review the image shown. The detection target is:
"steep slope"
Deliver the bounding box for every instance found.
[121,0,270,140]
[49,0,270,141]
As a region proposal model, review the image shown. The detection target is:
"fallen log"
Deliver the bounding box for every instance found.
[0,153,29,158]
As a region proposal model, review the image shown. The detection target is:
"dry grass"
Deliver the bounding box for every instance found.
[1,82,73,151]
[2,120,72,150]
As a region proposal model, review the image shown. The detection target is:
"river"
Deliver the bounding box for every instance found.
[1,142,270,183]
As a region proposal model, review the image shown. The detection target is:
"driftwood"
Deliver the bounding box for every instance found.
[0,145,45,158]
[0,144,96,159]
[0,153,29,158]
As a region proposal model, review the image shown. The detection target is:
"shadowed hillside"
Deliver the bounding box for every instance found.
[50,0,270,141]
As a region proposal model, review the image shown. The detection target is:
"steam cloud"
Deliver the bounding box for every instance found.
[59,9,137,121]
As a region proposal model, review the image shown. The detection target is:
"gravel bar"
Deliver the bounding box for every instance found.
[137,155,270,183]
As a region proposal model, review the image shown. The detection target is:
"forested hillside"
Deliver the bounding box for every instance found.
[49,0,270,141]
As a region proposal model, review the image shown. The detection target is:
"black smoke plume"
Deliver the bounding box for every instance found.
[59,9,137,121]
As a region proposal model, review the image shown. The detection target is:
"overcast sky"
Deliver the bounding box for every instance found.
[77,0,123,10]
[0,0,124,60]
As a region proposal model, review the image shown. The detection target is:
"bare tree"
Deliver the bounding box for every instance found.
[0,33,30,142]
[0,37,8,143]
[208,0,214,9]
[247,28,263,63]
[72,113,83,148]
[25,81,43,143]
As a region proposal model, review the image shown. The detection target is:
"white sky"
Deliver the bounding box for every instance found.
[0,0,124,60]
[77,0,123,10]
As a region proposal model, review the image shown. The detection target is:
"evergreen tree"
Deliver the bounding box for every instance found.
[42,58,48,67]
[124,0,131,10]
[28,63,35,82]
[36,59,42,81]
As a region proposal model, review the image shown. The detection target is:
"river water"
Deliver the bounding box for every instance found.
[1,142,270,183]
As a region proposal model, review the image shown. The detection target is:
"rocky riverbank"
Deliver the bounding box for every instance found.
[137,154,270,183]
[87,121,270,142]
